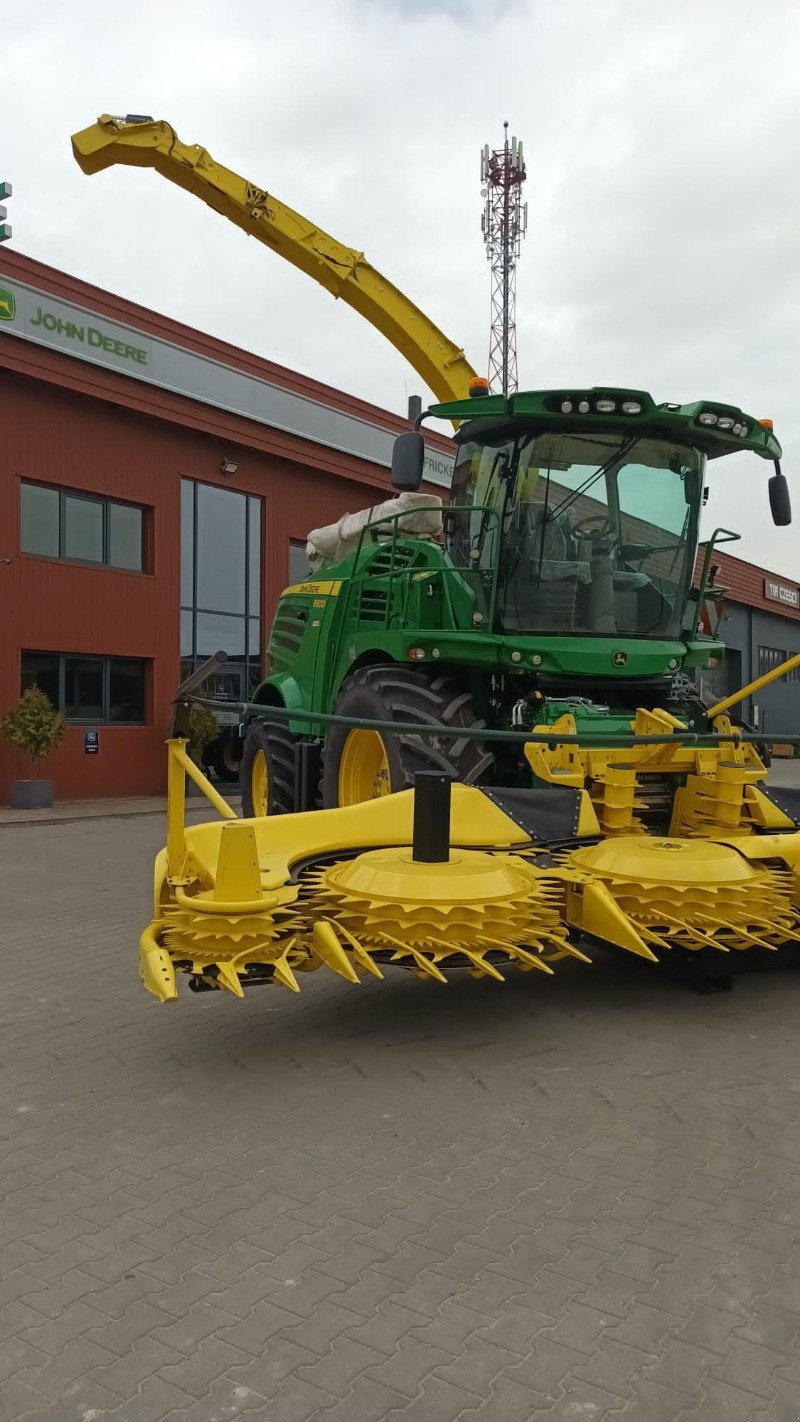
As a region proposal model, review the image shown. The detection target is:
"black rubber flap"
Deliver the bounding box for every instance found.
[478,786,584,844]
[759,784,800,828]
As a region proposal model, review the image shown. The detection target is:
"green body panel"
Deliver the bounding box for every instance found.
[533,699,635,739]
[429,387,783,462]
[264,534,723,723]
[255,387,778,778]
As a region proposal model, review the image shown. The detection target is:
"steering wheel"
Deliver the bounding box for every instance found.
[572,513,618,548]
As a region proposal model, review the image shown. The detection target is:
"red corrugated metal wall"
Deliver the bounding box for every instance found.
[0,372,392,800]
[693,548,800,622]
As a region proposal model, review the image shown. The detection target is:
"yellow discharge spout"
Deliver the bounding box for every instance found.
[71,115,478,410]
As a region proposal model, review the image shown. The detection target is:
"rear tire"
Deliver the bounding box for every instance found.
[321,665,492,808]
[240,719,296,817]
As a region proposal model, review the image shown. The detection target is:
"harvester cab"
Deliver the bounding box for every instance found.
[419,385,788,693]
[231,384,789,826]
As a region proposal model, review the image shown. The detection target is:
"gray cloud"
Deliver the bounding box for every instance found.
[3,0,799,572]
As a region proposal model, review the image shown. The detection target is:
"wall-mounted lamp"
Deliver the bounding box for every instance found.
[220,456,239,476]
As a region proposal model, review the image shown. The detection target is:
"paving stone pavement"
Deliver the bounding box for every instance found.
[4,816,800,1421]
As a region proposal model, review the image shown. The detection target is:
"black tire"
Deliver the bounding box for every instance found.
[321,665,493,809]
[240,718,297,817]
[203,733,241,785]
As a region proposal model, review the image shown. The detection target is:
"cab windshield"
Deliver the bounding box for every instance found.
[448,429,704,637]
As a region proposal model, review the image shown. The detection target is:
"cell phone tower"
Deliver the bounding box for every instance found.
[480,123,527,395]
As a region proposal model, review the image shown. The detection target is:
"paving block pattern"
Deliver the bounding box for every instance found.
[3,816,800,1419]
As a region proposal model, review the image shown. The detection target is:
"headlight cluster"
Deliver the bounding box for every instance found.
[560,396,642,416]
[698,410,748,436]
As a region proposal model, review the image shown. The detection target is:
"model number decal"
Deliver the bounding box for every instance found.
[282,580,342,598]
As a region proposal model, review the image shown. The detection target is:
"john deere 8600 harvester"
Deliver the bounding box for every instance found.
[137,382,800,1003]
[71,115,800,1002]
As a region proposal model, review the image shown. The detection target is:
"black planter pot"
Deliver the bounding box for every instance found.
[10,779,53,810]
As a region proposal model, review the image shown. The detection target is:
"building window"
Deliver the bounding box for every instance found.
[108,503,146,570]
[20,482,147,571]
[759,646,786,675]
[180,479,262,697]
[20,650,59,706]
[64,494,104,563]
[21,652,148,724]
[758,646,800,682]
[20,483,59,557]
[288,538,311,586]
[108,658,148,721]
[64,656,104,720]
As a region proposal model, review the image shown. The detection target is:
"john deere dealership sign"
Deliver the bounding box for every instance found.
[1,279,153,373]
[0,275,454,489]
[29,302,148,365]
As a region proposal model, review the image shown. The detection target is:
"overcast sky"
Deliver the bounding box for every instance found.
[4,0,800,574]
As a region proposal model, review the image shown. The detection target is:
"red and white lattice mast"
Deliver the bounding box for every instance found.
[480,123,527,396]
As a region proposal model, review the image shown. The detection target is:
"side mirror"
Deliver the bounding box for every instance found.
[769,462,792,526]
[391,431,424,492]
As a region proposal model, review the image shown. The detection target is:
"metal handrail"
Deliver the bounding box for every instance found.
[690,527,741,639]
[186,694,800,749]
[171,650,228,736]
[350,501,503,626]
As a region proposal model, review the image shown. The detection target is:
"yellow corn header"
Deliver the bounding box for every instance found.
[142,670,800,1004]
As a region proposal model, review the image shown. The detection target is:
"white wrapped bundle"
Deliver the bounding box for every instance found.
[306,492,443,570]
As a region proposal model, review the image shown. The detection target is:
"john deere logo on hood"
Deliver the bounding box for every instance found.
[613,650,628,667]
[0,285,15,321]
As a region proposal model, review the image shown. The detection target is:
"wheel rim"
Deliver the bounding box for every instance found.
[251,748,269,816]
[338,729,391,805]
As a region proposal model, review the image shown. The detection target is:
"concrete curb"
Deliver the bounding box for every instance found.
[0,797,241,829]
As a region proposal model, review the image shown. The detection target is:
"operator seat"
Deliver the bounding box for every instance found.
[613,571,674,634]
[503,503,591,631]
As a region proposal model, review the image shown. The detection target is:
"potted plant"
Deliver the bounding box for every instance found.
[185,704,220,795]
[2,686,65,809]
